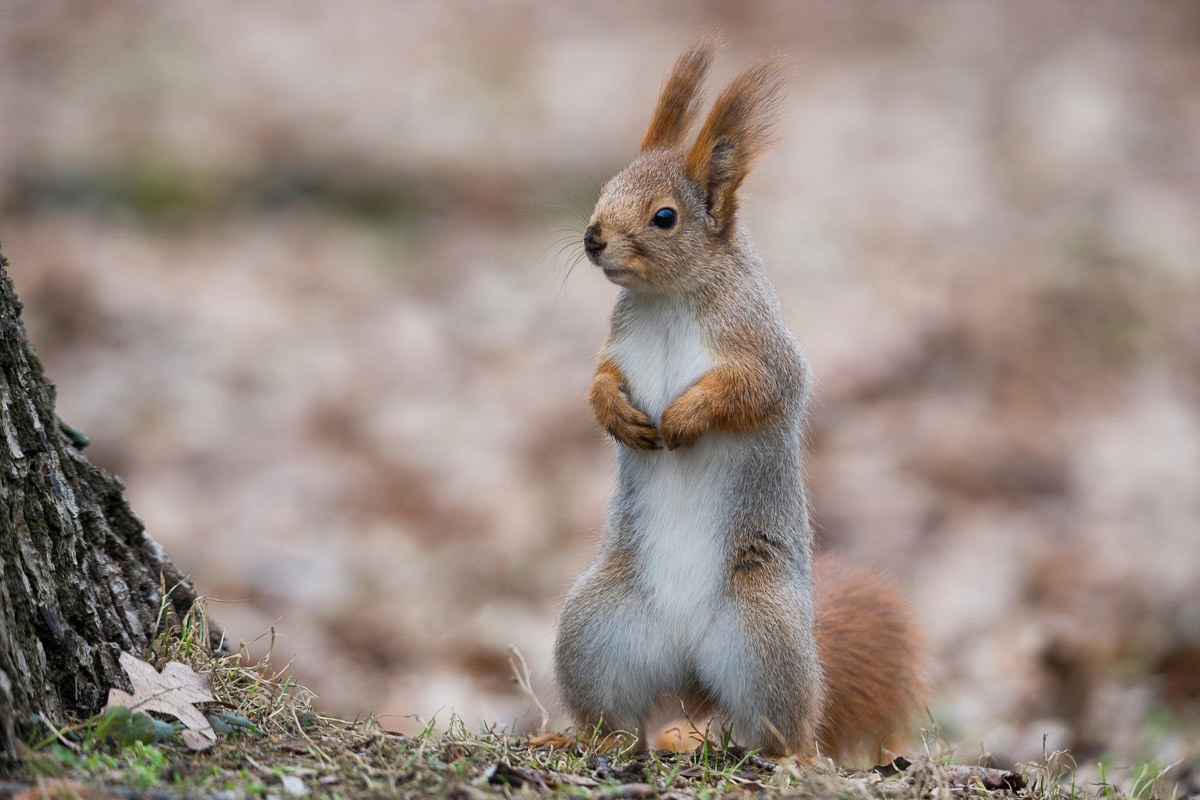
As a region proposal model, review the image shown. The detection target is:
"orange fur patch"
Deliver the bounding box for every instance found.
[660,361,780,449]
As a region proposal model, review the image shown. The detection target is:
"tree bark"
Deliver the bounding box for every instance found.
[0,243,208,763]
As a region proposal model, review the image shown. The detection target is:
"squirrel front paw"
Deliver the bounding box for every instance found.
[660,388,712,450]
[603,396,662,451]
[590,370,661,451]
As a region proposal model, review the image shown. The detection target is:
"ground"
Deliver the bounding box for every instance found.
[1,606,1186,800]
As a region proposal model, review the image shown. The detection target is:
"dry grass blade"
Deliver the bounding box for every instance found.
[507,644,549,735]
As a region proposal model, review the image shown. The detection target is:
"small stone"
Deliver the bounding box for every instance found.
[279,775,309,796]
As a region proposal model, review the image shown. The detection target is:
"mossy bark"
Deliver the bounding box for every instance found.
[0,244,206,763]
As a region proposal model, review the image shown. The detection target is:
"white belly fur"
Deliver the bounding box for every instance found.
[609,299,736,649]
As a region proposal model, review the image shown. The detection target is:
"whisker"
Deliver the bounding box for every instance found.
[568,190,601,226]
[517,202,592,226]
[532,234,584,269]
[518,222,584,234]
[551,239,586,270]
[545,239,588,277]
[573,252,591,281]
[554,250,592,309]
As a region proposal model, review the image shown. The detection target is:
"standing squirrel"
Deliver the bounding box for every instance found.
[553,37,927,762]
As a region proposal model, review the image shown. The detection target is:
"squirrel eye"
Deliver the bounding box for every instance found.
[651,207,677,229]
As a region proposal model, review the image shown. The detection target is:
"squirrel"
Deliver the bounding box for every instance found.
[552,36,928,762]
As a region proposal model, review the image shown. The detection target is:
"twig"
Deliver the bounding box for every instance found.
[35,714,82,753]
[507,644,549,734]
[758,714,789,757]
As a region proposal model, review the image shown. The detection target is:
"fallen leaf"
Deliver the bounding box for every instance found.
[872,755,913,777]
[105,652,216,741]
[182,729,218,751]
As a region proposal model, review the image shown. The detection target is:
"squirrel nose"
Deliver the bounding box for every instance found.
[583,225,607,256]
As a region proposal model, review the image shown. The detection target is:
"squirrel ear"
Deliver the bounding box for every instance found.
[640,34,721,152]
[685,56,790,232]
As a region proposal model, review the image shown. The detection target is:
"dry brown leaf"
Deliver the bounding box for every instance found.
[105,651,216,741]
[182,728,218,751]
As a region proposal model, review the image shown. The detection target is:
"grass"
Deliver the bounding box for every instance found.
[3,596,1187,800]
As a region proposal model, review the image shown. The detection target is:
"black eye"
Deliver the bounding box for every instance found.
[651,207,677,229]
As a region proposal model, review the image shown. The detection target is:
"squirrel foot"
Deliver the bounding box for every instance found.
[527,730,642,754]
[527,732,579,751]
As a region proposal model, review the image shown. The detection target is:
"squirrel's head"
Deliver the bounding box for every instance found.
[584,36,789,292]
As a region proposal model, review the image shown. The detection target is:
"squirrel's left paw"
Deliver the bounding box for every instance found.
[660,391,711,450]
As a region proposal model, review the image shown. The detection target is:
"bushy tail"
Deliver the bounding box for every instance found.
[813,555,929,764]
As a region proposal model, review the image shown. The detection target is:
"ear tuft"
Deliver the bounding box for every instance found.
[640,33,722,152]
[685,55,792,230]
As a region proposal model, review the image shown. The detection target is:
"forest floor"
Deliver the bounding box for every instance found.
[4,726,1059,800]
[1,710,1146,800]
[1,605,1171,800]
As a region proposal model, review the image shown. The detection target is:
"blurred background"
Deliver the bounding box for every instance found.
[3,0,1199,780]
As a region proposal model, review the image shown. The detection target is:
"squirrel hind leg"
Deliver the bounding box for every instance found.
[813,555,929,764]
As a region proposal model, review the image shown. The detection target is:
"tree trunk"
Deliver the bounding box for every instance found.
[0,243,209,763]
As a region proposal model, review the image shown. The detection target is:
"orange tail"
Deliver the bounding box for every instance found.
[814,555,929,763]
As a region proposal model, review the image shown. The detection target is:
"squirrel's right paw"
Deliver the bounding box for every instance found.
[589,359,661,450]
[603,400,661,450]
